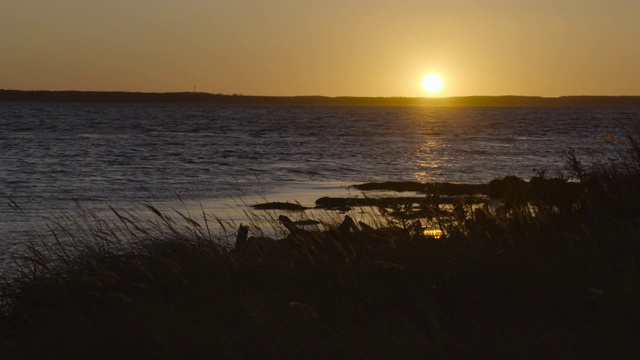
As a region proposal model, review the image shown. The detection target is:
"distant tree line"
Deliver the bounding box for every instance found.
[1,89,640,106]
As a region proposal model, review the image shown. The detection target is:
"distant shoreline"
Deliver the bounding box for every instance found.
[2,89,640,107]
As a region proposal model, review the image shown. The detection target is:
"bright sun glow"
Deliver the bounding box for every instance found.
[422,74,444,93]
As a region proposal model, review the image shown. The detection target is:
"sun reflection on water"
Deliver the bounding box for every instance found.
[423,229,443,239]
[412,138,450,182]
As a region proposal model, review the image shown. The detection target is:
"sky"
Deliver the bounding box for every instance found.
[1,0,639,97]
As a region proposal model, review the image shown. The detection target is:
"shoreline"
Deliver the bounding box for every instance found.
[249,176,578,211]
[2,161,639,357]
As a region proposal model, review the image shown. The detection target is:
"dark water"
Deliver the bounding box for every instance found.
[1,103,638,262]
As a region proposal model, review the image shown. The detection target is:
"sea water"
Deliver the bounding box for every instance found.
[1,103,638,263]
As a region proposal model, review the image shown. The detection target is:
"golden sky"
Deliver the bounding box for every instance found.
[2,0,639,97]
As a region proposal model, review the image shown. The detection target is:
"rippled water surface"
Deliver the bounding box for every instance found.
[1,103,639,261]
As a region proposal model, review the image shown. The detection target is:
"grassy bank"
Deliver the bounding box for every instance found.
[1,122,640,358]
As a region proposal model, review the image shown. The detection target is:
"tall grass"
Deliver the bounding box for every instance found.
[1,121,640,358]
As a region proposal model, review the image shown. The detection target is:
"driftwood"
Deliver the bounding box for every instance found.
[234,215,362,255]
[337,215,361,235]
[234,223,276,255]
[233,214,430,259]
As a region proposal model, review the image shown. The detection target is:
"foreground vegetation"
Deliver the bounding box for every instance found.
[1,122,640,359]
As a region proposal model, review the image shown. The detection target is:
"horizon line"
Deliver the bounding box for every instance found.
[3,89,640,98]
[2,89,640,107]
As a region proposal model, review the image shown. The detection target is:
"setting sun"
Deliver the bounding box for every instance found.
[422,74,444,93]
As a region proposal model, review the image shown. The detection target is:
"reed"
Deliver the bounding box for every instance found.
[1,122,639,358]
